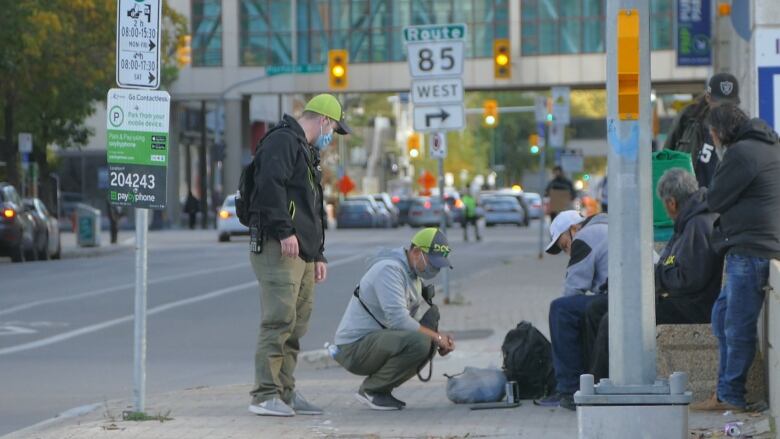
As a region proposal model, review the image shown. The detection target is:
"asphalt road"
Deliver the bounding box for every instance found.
[0,224,543,435]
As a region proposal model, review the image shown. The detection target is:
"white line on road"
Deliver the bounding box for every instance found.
[0,263,250,317]
[0,253,365,356]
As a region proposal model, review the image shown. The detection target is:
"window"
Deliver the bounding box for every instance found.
[294,0,509,64]
[192,0,222,66]
[240,0,293,66]
[521,0,672,55]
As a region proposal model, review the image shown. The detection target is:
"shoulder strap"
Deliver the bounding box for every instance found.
[353,285,387,329]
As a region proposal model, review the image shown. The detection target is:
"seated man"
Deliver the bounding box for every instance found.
[585,168,723,380]
[535,210,608,411]
[332,228,455,411]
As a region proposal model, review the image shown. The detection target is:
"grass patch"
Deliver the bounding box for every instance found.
[121,410,173,423]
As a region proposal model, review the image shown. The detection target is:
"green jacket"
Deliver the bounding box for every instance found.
[462,195,477,219]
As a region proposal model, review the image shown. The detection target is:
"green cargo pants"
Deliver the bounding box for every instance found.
[249,238,315,403]
[334,330,432,394]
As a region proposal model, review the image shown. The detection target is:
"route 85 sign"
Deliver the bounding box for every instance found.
[404,24,467,133]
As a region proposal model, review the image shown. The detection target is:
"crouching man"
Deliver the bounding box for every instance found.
[332,228,455,410]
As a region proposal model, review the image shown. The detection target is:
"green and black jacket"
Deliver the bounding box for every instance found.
[250,114,326,262]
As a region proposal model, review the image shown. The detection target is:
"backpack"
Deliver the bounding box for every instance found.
[501,321,556,399]
[676,119,704,157]
[235,122,290,227]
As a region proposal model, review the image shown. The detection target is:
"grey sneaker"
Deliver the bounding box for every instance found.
[290,391,323,415]
[355,389,403,411]
[249,397,295,417]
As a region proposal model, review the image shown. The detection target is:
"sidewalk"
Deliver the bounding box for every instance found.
[60,231,134,259]
[4,253,772,438]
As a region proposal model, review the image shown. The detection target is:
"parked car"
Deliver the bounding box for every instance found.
[24,198,61,260]
[444,194,465,224]
[407,197,453,228]
[392,196,413,226]
[372,193,400,227]
[346,196,391,228]
[217,195,249,242]
[0,183,36,262]
[522,192,544,220]
[483,196,525,227]
[494,188,531,226]
[337,200,379,229]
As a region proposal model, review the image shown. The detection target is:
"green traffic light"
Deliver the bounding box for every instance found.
[583,174,591,181]
[546,113,553,122]
[530,145,540,154]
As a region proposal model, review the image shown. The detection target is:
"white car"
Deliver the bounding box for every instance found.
[217,195,248,242]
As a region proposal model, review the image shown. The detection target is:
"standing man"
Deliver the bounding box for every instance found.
[545,166,576,221]
[534,210,608,410]
[664,73,740,188]
[460,190,480,242]
[248,94,351,417]
[691,104,780,411]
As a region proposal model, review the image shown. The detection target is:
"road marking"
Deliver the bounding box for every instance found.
[0,325,38,336]
[0,262,250,317]
[0,253,365,356]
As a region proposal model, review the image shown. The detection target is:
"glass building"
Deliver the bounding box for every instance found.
[191,0,674,67]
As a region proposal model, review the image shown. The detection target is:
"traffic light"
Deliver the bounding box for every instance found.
[483,99,498,127]
[176,35,192,67]
[529,133,540,154]
[407,133,420,158]
[493,39,511,79]
[328,49,348,90]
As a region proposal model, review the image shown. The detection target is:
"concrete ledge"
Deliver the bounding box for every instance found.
[656,324,766,403]
[768,260,780,423]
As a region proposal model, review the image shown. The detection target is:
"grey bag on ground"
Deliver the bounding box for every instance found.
[445,367,507,404]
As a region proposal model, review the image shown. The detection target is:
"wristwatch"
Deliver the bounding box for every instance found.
[436,334,443,345]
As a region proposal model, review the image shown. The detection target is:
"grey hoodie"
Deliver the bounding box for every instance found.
[334,248,423,345]
[563,213,609,296]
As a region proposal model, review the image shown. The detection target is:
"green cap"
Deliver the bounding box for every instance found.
[411,228,452,269]
[304,94,352,135]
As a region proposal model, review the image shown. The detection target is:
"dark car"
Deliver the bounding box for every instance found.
[24,198,62,259]
[346,196,392,228]
[372,193,400,227]
[407,197,453,228]
[483,196,526,227]
[0,183,36,262]
[393,196,413,226]
[337,200,378,229]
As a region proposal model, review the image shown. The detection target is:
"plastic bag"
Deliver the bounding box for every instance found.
[445,367,506,404]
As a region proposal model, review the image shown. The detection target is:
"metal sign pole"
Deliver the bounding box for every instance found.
[133,208,148,413]
[537,125,548,259]
[436,143,450,302]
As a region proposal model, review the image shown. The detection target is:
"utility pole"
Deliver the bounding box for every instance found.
[575,1,691,437]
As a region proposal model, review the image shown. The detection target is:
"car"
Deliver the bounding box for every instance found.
[522,192,544,220]
[493,188,531,226]
[407,197,453,228]
[0,183,36,262]
[337,200,379,229]
[392,196,413,226]
[372,193,400,227]
[482,196,526,227]
[217,195,249,242]
[346,196,392,228]
[443,194,465,224]
[23,198,61,260]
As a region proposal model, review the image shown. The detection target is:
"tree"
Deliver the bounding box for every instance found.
[0,1,187,209]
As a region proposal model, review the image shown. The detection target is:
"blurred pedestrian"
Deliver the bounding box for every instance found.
[545,166,576,221]
[664,73,740,188]
[460,190,480,242]
[248,94,351,417]
[105,199,120,244]
[691,104,780,411]
[596,175,608,213]
[183,191,199,229]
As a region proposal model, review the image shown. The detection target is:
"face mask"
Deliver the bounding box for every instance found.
[416,252,440,280]
[314,122,333,150]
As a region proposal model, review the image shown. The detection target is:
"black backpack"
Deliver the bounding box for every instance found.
[235,123,289,227]
[501,321,556,399]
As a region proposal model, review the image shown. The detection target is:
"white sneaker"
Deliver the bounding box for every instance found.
[290,391,323,415]
[249,397,295,417]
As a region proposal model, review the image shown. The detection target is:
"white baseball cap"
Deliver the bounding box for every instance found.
[546,210,586,254]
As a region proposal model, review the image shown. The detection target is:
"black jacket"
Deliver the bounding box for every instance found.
[250,115,326,262]
[545,176,576,199]
[655,189,722,322]
[663,98,720,188]
[707,118,780,259]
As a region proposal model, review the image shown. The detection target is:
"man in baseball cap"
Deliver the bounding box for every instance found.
[535,210,608,411]
[331,228,454,410]
[304,93,352,135]
[706,73,740,105]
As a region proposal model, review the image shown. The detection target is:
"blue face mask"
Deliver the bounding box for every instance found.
[416,252,440,280]
[314,122,334,150]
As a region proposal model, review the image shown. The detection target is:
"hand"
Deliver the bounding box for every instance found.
[280,235,299,258]
[436,333,455,356]
[315,262,328,283]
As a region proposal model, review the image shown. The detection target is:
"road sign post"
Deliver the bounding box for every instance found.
[116,0,161,89]
[404,24,466,303]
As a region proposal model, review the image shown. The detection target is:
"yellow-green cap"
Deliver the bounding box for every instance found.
[304,94,352,135]
[411,228,452,269]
